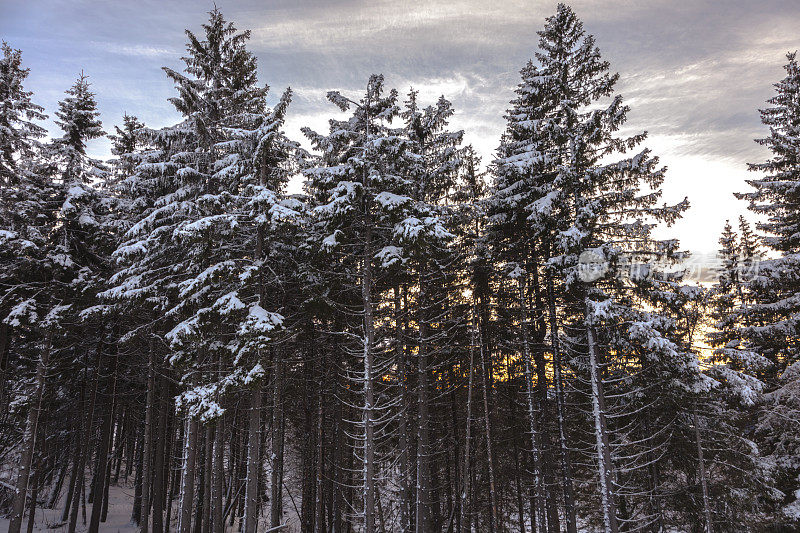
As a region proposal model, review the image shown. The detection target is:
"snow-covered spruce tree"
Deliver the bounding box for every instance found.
[0,43,53,533]
[735,51,800,525]
[707,221,742,360]
[49,74,120,533]
[108,114,145,189]
[398,89,463,531]
[0,41,49,411]
[304,75,426,532]
[47,73,112,276]
[490,5,698,532]
[650,273,774,532]
[487,55,570,533]
[707,219,766,371]
[0,41,47,191]
[5,69,116,533]
[451,146,507,531]
[103,10,300,532]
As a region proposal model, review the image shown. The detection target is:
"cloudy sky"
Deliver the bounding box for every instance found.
[2,0,799,254]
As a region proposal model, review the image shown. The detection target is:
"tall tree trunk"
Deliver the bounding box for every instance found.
[113,408,127,483]
[505,351,527,533]
[244,384,262,533]
[361,188,377,533]
[202,424,213,533]
[545,267,577,533]
[193,430,206,533]
[153,380,169,533]
[694,408,713,533]
[315,336,327,533]
[518,279,546,532]
[25,449,40,533]
[587,323,618,533]
[89,384,113,533]
[7,330,51,533]
[211,414,224,533]
[102,350,120,523]
[528,261,561,533]
[0,321,10,410]
[165,412,180,533]
[140,344,156,532]
[48,453,67,510]
[270,347,285,528]
[131,426,144,525]
[395,286,411,533]
[177,415,199,533]
[460,300,478,533]
[478,299,498,532]
[69,348,101,533]
[416,268,431,533]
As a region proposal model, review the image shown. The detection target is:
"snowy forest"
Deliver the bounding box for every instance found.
[1,3,799,532]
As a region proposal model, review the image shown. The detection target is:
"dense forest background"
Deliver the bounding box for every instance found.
[1,4,799,532]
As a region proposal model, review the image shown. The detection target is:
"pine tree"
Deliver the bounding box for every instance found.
[708,221,743,362]
[103,10,300,531]
[0,41,49,412]
[490,5,697,532]
[0,42,47,189]
[403,90,464,531]
[4,66,114,533]
[303,74,418,532]
[736,51,800,525]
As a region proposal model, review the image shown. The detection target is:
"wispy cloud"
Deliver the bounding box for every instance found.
[96,42,178,58]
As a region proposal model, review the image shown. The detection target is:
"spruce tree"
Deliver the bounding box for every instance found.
[736,51,800,525]
[490,5,697,531]
[0,42,53,533]
[303,74,417,532]
[0,41,49,409]
[400,90,463,531]
[104,10,300,532]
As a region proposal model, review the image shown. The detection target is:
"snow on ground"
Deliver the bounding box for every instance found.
[0,483,139,532]
[0,479,302,532]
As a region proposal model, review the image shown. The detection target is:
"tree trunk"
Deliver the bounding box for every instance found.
[505,351,527,533]
[416,268,431,533]
[69,349,101,533]
[478,300,498,532]
[395,286,411,533]
[7,331,51,533]
[545,267,577,533]
[178,415,199,533]
[244,384,262,533]
[518,279,547,533]
[460,300,478,533]
[25,453,40,533]
[694,408,713,533]
[587,323,618,533]
[140,344,156,532]
[193,430,206,533]
[270,348,285,528]
[0,321,10,409]
[165,411,180,533]
[202,424,213,533]
[211,415,224,533]
[131,426,144,525]
[315,339,326,533]
[527,261,561,533]
[153,381,169,533]
[89,388,113,533]
[361,189,377,533]
[48,454,67,510]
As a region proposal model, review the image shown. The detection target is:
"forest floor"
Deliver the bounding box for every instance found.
[0,482,138,532]
[0,480,302,532]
